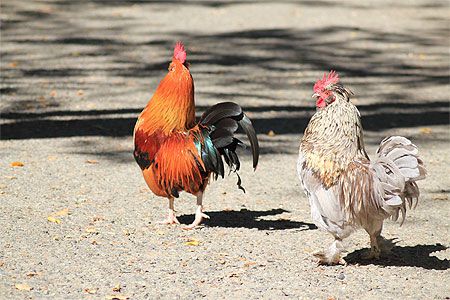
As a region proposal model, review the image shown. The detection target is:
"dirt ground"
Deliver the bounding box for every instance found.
[1,0,449,299]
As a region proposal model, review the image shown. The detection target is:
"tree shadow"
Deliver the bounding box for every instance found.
[344,243,449,270]
[177,208,318,230]
[1,101,448,140]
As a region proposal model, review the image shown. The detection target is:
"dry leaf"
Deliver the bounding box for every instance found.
[15,283,32,291]
[25,271,39,277]
[243,261,257,267]
[50,90,57,97]
[86,160,99,164]
[86,226,97,233]
[11,161,24,167]
[267,130,276,137]
[106,294,128,300]
[419,127,432,134]
[77,90,84,96]
[84,288,97,294]
[47,216,61,224]
[184,238,200,246]
[53,208,69,216]
[9,62,18,68]
[432,194,448,201]
[112,284,121,292]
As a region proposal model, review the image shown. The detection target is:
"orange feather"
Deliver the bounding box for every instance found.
[134,46,206,198]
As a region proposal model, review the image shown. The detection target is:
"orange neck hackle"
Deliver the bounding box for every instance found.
[138,56,195,135]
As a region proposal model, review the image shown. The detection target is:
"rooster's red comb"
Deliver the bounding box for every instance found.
[313,70,340,92]
[173,41,187,64]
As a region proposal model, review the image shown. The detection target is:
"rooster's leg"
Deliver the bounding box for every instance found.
[363,221,384,259]
[158,197,180,225]
[183,191,210,230]
[314,238,345,265]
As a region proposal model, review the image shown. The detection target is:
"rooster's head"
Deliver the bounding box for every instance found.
[312,71,352,108]
[168,41,190,75]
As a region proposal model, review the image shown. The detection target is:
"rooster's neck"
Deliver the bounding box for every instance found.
[138,72,196,135]
[300,100,367,187]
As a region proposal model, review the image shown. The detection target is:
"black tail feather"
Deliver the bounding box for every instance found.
[198,101,260,192]
[238,114,259,170]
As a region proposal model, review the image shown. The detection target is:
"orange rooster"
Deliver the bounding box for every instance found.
[133,42,259,229]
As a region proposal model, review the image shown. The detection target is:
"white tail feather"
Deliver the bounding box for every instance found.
[373,136,426,223]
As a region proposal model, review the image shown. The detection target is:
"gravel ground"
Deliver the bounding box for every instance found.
[1,0,449,299]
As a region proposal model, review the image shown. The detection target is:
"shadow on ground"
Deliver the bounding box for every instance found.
[1,101,448,140]
[1,0,449,143]
[344,243,449,270]
[177,208,318,230]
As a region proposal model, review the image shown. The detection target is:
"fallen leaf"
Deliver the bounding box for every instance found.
[11,161,24,167]
[84,288,97,294]
[112,284,121,292]
[50,90,57,97]
[419,127,432,134]
[53,208,69,216]
[418,53,427,60]
[432,194,448,201]
[267,130,276,137]
[184,238,200,246]
[86,160,99,164]
[47,216,61,224]
[106,294,128,300]
[15,283,32,291]
[243,261,257,268]
[85,226,97,233]
[25,271,39,277]
[9,62,18,68]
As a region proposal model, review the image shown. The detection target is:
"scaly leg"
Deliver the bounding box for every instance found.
[183,191,210,230]
[158,197,180,225]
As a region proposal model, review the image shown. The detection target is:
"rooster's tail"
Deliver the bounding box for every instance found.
[195,102,259,192]
[372,136,426,224]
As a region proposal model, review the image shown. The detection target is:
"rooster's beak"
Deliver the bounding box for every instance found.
[312,93,319,98]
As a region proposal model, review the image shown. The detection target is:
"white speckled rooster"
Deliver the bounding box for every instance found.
[297,71,426,265]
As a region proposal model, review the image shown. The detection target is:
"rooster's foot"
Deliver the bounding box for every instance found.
[183,205,209,230]
[313,251,345,265]
[158,209,180,225]
[362,246,381,260]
